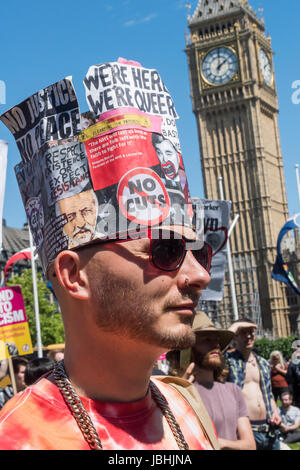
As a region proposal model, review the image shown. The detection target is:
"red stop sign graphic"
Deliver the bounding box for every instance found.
[117,167,170,226]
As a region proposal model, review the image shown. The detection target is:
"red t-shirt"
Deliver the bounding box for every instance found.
[0,375,214,450]
[271,365,288,388]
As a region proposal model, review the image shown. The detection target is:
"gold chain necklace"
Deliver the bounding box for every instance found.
[53,360,189,450]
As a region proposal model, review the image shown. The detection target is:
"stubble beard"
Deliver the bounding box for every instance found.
[89,269,197,350]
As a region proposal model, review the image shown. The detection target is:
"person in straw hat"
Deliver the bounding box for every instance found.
[182,313,256,450]
[0,58,218,451]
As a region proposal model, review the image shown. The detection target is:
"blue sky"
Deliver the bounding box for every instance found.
[0,0,300,229]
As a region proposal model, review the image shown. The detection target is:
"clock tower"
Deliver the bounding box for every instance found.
[185,0,293,336]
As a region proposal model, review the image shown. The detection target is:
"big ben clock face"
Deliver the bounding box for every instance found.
[259,49,273,86]
[201,47,238,85]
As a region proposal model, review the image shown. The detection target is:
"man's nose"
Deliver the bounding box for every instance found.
[75,212,86,228]
[177,250,210,292]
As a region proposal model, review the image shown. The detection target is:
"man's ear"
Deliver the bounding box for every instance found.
[54,250,89,300]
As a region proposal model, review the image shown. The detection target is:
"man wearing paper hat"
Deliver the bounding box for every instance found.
[182,312,255,450]
[0,59,218,450]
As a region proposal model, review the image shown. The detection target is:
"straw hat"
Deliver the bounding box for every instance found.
[192,312,235,351]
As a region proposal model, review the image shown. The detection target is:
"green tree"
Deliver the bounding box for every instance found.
[254,336,297,361]
[7,269,65,347]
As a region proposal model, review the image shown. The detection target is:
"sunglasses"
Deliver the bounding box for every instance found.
[68,229,212,274]
[149,233,212,273]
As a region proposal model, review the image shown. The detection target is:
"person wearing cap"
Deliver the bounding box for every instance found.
[287,340,300,408]
[0,60,218,451]
[183,313,255,450]
[225,318,282,450]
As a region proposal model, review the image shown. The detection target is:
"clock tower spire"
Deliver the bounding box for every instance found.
[185,1,293,336]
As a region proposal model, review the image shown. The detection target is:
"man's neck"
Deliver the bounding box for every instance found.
[194,365,214,385]
[62,332,164,403]
[237,347,253,361]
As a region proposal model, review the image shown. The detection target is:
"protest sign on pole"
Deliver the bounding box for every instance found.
[0,285,33,362]
[0,140,7,250]
[193,198,231,302]
[28,226,43,358]
[7,358,17,395]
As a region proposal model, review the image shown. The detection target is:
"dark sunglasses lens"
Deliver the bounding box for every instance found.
[152,239,185,271]
[193,245,211,272]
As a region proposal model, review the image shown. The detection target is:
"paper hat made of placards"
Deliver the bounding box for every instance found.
[0,58,203,273]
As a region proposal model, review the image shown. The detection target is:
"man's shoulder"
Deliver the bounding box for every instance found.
[220,380,242,392]
[254,354,270,368]
[0,378,59,418]
[289,405,300,416]
[213,380,245,400]
[225,349,243,361]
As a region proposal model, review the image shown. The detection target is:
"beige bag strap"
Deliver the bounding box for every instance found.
[155,376,220,450]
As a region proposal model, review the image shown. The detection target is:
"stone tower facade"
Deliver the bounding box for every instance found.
[185,0,294,336]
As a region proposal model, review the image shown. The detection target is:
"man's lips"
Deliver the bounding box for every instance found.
[209,350,221,358]
[74,229,92,238]
[166,303,198,314]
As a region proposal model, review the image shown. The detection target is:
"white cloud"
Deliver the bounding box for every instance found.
[124,13,157,27]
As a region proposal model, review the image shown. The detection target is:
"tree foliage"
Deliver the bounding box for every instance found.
[254,336,297,361]
[7,269,65,347]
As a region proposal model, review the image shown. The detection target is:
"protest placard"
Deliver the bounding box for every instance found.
[0,286,33,361]
[0,77,80,163]
[193,199,231,302]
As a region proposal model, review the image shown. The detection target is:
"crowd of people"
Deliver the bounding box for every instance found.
[0,328,299,451]
[165,318,300,451]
